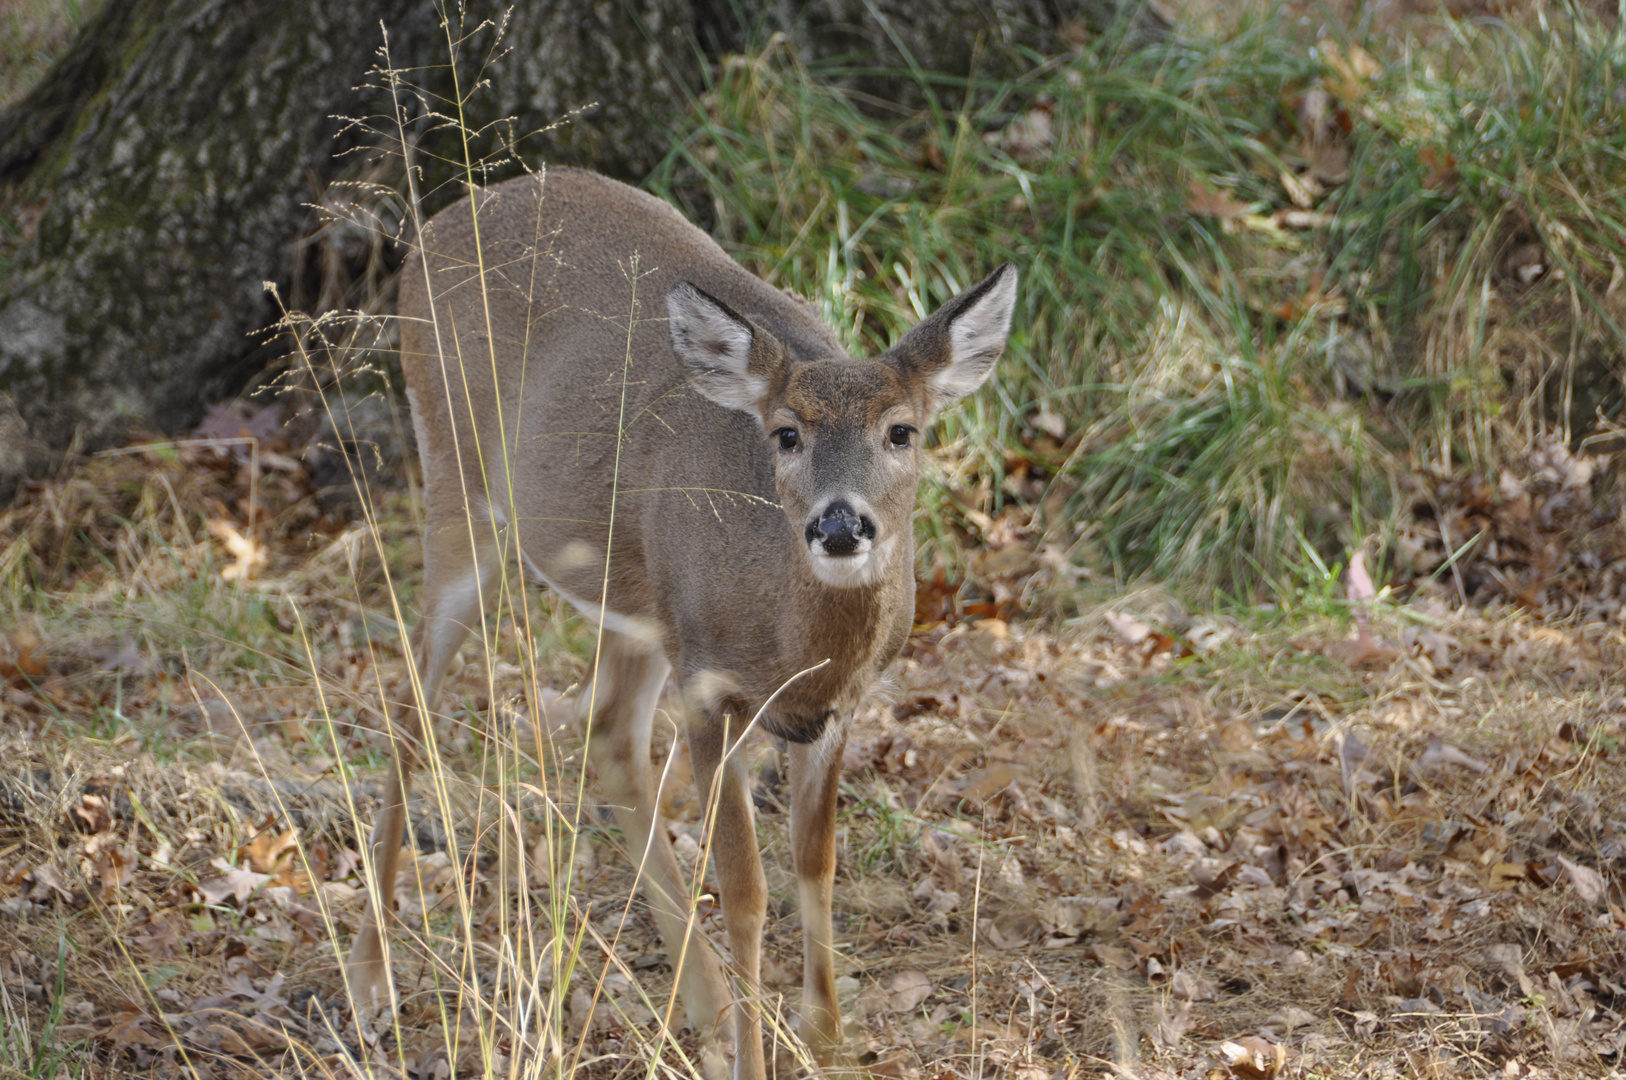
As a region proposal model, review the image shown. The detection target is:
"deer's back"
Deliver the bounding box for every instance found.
[399,170,908,712]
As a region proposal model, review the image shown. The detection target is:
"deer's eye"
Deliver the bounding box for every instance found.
[887,424,915,448]
[774,427,800,452]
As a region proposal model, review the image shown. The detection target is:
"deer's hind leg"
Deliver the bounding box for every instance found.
[347,517,500,1011]
[582,631,734,1062]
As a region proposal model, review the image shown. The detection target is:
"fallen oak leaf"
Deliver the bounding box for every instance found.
[1185,181,1252,223]
[1321,626,1399,669]
[80,834,136,899]
[1218,1035,1288,1079]
[1154,998,1192,1049]
[0,628,47,686]
[73,793,115,834]
[206,519,267,581]
[1556,856,1607,907]
[195,858,273,905]
[239,825,300,875]
[886,969,933,1013]
[1418,735,1491,775]
[1105,611,1151,645]
[102,1009,166,1050]
[25,863,73,904]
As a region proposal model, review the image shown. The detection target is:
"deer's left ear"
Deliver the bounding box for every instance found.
[885,264,1017,414]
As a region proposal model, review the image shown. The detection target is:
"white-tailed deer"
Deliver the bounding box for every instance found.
[347,167,1015,1079]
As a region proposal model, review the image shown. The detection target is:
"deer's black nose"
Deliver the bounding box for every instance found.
[806,500,876,556]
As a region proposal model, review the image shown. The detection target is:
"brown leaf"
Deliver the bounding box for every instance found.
[1105,611,1152,645]
[132,911,185,959]
[1154,998,1192,1049]
[103,1009,165,1049]
[1417,735,1491,775]
[1557,856,1607,907]
[0,628,47,687]
[206,519,267,581]
[886,969,933,1013]
[1089,943,1136,971]
[1322,626,1399,669]
[26,863,72,904]
[957,762,1019,802]
[1488,862,1526,891]
[240,825,300,875]
[1419,147,1457,191]
[1185,181,1251,222]
[73,793,115,834]
[1219,1035,1287,1079]
[195,858,273,906]
[1320,38,1382,101]
[81,834,136,899]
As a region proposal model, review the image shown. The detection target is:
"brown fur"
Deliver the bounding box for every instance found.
[346,167,1014,1080]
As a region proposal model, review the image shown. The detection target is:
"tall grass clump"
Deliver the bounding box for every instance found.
[648,7,1626,595]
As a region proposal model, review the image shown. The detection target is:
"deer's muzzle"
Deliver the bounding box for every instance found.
[805,499,877,557]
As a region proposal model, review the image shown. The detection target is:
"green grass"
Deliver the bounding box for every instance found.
[647,7,1626,598]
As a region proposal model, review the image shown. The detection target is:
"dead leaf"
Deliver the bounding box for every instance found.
[985,108,1053,158]
[1185,181,1251,223]
[26,863,72,904]
[81,834,136,898]
[958,762,1018,802]
[1154,998,1192,1048]
[240,825,300,875]
[1556,856,1607,907]
[1267,1006,1318,1032]
[1419,147,1457,191]
[1105,611,1152,645]
[74,793,115,834]
[1320,38,1382,101]
[1347,550,1376,604]
[0,628,47,687]
[1418,735,1491,775]
[886,969,933,1013]
[1219,1035,1288,1079]
[207,519,267,581]
[1279,170,1320,209]
[103,1009,165,1049]
[1322,626,1399,669]
[195,858,273,905]
[1173,970,1218,1001]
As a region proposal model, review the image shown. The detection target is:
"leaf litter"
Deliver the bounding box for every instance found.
[2,398,1626,1077]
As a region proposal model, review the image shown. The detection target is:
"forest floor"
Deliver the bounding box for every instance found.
[1,431,1624,1080]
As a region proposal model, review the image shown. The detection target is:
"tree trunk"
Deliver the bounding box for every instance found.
[0,0,700,503]
[0,0,1149,504]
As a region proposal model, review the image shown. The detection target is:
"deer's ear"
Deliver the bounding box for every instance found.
[668,282,783,414]
[887,264,1017,412]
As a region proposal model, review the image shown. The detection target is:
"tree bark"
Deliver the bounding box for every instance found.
[0,0,1150,504]
[0,0,699,503]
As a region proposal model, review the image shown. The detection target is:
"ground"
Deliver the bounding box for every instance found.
[1,436,1624,1080]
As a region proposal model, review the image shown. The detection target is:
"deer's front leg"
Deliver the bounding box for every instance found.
[788,725,848,1062]
[689,709,768,1080]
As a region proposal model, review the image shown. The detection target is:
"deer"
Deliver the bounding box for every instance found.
[345,165,1016,1080]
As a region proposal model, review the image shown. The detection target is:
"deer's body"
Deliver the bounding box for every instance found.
[348,167,1015,1080]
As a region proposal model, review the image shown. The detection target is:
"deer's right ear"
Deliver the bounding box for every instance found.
[668,282,781,415]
